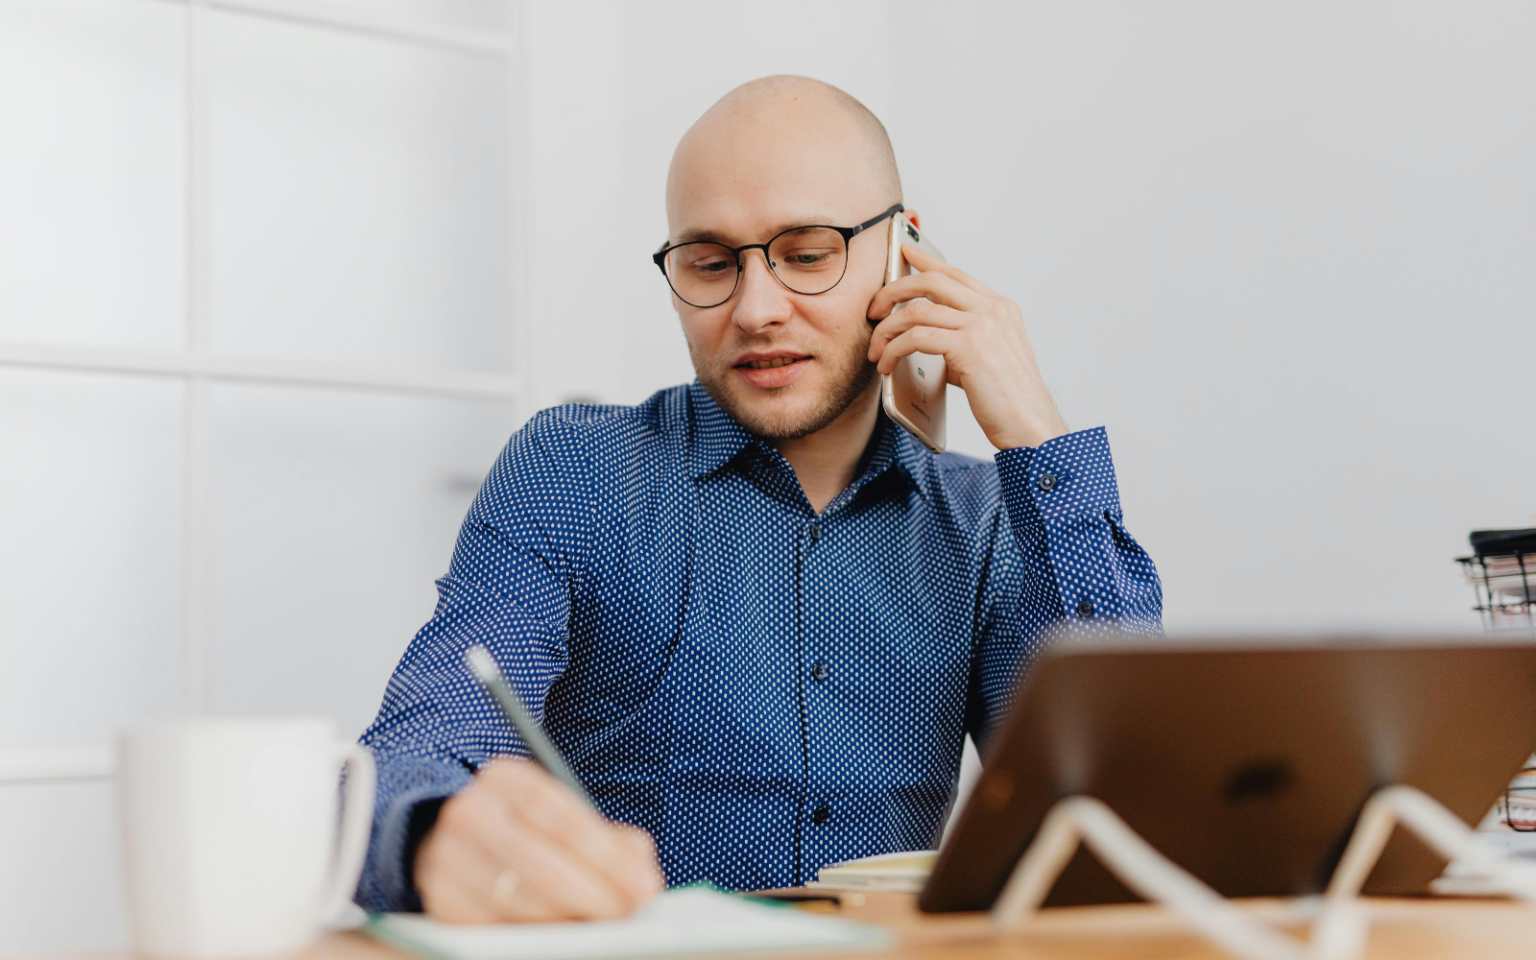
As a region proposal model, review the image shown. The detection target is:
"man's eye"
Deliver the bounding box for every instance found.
[781,249,837,267]
[691,258,734,276]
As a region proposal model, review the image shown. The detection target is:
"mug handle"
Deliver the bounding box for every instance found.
[321,743,377,921]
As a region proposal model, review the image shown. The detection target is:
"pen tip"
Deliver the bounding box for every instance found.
[464,645,498,682]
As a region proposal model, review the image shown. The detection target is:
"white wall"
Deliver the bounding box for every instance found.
[884,1,1536,635]
[2,1,1533,954]
[0,1,517,952]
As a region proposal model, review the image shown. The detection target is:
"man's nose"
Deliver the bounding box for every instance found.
[730,249,793,335]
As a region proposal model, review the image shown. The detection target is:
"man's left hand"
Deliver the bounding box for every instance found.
[867,243,1067,451]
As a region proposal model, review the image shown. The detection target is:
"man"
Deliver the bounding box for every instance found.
[356,75,1161,922]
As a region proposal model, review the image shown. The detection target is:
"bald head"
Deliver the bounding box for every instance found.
[663,77,909,443]
[666,76,901,233]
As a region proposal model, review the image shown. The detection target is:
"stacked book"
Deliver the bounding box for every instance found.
[811,851,937,893]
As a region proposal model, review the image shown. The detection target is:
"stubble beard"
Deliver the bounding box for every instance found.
[691,327,877,440]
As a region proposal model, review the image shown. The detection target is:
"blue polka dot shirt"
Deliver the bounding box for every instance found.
[356,382,1161,911]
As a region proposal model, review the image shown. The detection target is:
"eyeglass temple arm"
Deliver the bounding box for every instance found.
[846,203,905,239]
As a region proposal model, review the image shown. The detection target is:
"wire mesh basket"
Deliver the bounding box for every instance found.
[1457,528,1536,634]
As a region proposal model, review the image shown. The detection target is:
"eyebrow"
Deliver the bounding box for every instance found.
[667,216,844,248]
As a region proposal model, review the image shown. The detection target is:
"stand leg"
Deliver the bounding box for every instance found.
[988,786,1532,960]
[991,796,1315,960]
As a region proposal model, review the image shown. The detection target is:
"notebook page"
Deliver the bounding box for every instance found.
[366,887,890,960]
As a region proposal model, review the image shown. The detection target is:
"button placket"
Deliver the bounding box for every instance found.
[796,515,828,880]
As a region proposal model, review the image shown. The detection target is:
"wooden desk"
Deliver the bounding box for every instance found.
[57,893,1536,960]
[313,892,1536,960]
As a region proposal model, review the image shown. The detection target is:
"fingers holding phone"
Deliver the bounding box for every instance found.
[868,240,1066,452]
[414,758,664,923]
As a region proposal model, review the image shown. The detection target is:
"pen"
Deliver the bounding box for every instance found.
[464,644,594,807]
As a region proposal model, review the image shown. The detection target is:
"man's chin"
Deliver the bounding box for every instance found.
[703,365,876,441]
[719,394,832,440]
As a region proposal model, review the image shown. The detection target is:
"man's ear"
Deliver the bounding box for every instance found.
[905,210,920,229]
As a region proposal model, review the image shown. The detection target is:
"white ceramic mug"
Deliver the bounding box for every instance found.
[118,718,376,958]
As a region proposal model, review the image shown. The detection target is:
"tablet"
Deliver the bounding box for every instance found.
[919,635,1536,912]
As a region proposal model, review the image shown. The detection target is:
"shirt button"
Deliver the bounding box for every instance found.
[1036,473,1058,492]
[811,662,829,683]
[1077,599,1095,619]
[808,524,821,543]
[812,805,831,825]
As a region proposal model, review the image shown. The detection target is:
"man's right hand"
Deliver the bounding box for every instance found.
[414,758,664,922]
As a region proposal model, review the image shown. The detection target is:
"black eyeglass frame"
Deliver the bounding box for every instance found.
[652,203,905,308]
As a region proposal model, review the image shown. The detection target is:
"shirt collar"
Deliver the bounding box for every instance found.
[687,382,758,479]
[887,419,936,501]
[685,380,933,501]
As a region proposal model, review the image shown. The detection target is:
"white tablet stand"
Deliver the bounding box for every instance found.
[990,786,1536,960]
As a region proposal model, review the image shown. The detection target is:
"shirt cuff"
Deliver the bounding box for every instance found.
[355,756,475,913]
[994,426,1128,622]
[995,426,1120,533]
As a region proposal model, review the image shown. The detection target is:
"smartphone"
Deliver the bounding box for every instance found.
[878,212,948,453]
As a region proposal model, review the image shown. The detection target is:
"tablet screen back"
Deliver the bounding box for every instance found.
[920,638,1536,912]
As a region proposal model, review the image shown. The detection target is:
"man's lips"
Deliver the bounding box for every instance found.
[733,352,812,389]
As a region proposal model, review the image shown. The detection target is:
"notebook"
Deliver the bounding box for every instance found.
[366,886,891,960]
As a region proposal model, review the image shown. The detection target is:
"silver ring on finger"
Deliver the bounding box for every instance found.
[491,868,521,910]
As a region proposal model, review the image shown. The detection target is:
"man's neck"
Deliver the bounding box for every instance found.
[770,378,883,515]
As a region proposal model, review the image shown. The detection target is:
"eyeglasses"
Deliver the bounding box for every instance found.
[652,203,904,308]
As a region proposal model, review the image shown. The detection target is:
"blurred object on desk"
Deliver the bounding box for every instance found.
[812,851,937,894]
[1495,762,1536,833]
[1436,757,1536,895]
[119,718,375,959]
[1457,527,1536,633]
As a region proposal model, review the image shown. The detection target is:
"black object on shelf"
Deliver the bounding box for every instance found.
[1457,527,1536,633]
[1471,528,1536,557]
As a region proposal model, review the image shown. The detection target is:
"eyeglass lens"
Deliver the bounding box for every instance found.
[664,226,850,307]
